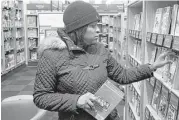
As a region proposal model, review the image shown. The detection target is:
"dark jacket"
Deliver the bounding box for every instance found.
[33,36,153,120]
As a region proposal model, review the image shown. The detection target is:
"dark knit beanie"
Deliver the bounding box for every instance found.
[63,1,100,33]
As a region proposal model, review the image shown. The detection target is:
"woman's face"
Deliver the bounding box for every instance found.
[83,22,99,45]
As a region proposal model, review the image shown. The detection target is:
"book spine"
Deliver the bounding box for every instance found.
[175,7,179,36]
[171,4,179,35]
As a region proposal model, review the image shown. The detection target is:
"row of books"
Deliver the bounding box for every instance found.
[148,78,179,120]
[129,83,141,118]
[153,4,179,36]
[149,46,179,87]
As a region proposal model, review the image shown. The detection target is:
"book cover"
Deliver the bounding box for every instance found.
[158,85,169,118]
[85,80,124,120]
[134,14,141,31]
[136,94,140,116]
[153,8,163,33]
[139,12,143,31]
[156,47,166,75]
[162,54,171,82]
[27,16,37,27]
[171,4,179,35]
[175,7,179,36]
[161,6,172,34]
[149,46,157,64]
[169,56,178,86]
[151,80,162,110]
[166,93,179,120]
[145,107,150,120]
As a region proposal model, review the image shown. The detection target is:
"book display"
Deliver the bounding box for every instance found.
[126,1,179,120]
[1,0,25,75]
[113,13,127,64]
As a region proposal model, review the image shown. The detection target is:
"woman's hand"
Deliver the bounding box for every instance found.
[151,51,175,70]
[77,92,97,111]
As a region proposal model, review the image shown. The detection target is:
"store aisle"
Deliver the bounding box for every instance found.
[1,66,59,120]
[1,67,36,100]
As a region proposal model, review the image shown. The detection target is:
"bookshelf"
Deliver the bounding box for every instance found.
[97,14,118,50]
[26,14,39,65]
[1,0,25,75]
[112,12,127,65]
[126,0,179,120]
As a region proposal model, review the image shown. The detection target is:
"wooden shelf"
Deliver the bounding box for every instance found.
[1,1,25,75]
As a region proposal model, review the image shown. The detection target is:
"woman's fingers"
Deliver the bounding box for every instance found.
[87,99,95,110]
[160,51,175,58]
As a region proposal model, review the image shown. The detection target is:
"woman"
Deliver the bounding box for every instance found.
[33,1,172,120]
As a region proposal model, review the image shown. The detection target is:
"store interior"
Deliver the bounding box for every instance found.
[1,0,179,120]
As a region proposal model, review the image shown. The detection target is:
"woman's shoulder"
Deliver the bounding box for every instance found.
[38,36,69,63]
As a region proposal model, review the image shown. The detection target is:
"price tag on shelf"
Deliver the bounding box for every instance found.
[172,36,179,51]
[151,33,157,44]
[163,35,173,48]
[156,34,164,46]
[146,32,152,42]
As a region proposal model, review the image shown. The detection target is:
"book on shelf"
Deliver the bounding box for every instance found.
[151,80,162,110]
[28,29,38,37]
[153,8,163,34]
[166,92,179,120]
[84,80,124,120]
[171,4,179,35]
[149,46,157,64]
[145,106,150,120]
[102,25,108,33]
[175,7,179,36]
[155,47,164,75]
[149,77,156,90]
[139,12,143,31]
[5,54,15,68]
[136,94,140,116]
[158,85,169,119]
[161,6,172,34]
[134,14,141,31]
[102,16,109,24]
[168,55,178,86]
[29,38,37,48]
[30,51,37,60]
[27,16,37,27]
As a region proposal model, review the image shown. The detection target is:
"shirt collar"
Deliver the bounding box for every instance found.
[65,38,86,53]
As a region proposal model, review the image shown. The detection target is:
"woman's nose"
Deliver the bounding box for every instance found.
[96,25,100,33]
